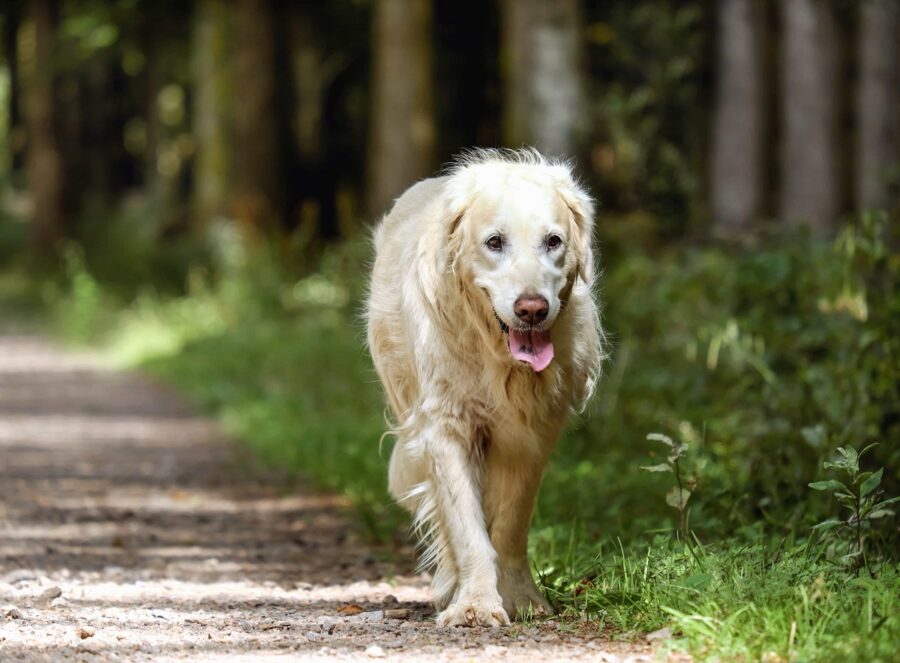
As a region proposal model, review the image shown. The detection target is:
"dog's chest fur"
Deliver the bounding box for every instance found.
[464,360,571,461]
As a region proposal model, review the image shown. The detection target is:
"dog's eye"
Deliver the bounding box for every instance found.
[546,234,563,250]
[485,235,503,252]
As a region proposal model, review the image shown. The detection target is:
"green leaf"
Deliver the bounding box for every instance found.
[811,519,842,531]
[647,433,674,448]
[860,468,883,498]
[825,447,859,475]
[808,480,848,492]
[866,509,895,520]
[871,495,900,510]
[641,463,673,473]
[858,442,879,460]
[667,443,688,462]
[666,486,691,509]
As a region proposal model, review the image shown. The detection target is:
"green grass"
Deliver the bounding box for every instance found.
[2,214,898,661]
[531,528,898,661]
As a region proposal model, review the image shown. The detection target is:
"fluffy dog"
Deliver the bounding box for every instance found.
[366,149,604,627]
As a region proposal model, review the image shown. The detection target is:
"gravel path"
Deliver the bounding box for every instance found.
[0,334,659,661]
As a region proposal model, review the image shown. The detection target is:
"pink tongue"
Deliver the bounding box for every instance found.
[508,328,554,372]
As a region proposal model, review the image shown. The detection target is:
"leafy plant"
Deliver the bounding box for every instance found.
[809,444,899,574]
[642,432,692,541]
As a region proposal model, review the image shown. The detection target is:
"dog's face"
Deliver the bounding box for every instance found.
[449,166,593,371]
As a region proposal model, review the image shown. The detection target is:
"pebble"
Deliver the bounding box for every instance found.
[40,586,62,601]
[5,607,22,619]
[365,644,386,658]
[77,627,95,640]
[352,610,385,623]
[384,608,409,620]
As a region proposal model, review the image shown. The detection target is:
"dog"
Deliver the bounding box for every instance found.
[366,149,604,627]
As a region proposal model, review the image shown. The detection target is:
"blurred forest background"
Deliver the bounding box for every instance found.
[0,1,898,660]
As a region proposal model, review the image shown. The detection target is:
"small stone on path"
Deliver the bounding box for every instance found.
[366,644,386,658]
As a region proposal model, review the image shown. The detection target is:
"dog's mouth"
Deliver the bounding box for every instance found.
[494,311,555,372]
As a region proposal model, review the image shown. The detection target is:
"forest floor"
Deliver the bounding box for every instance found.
[0,333,661,662]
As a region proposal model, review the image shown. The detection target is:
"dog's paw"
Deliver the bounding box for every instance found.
[498,568,554,620]
[502,586,553,620]
[436,597,510,627]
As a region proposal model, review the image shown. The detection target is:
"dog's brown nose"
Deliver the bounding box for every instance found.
[514,296,549,325]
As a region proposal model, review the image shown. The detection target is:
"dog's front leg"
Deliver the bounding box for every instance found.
[484,452,554,619]
[424,418,510,627]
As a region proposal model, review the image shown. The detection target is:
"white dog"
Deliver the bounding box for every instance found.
[366,149,604,627]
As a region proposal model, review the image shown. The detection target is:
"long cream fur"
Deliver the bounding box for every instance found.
[366,148,604,627]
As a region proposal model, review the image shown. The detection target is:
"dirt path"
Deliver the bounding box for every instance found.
[0,334,656,662]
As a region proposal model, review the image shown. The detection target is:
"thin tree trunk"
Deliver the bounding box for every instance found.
[83,58,113,205]
[856,0,899,210]
[143,18,164,203]
[232,0,282,233]
[3,1,25,177]
[780,0,840,233]
[192,0,232,230]
[367,0,435,217]
[501,0,584,158]
[21,0,63,256]
[287,3,342,239]
[710,0,765,231]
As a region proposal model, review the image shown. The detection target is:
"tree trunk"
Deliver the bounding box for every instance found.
[21,0,63,256]
[3,1,25,177]
[287,3,339,239]
[143,18,164,202]
[501,0,584,158]
[856,0,899,211]
[367,0,435,217]
[232,0,282,233]
[780,0,840,233]
[710,0,765,232]
[192,0,232,230]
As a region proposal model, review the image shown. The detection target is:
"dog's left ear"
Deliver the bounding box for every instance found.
[553,167,595,284]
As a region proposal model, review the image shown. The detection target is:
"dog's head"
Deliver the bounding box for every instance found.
[443,151,595,372]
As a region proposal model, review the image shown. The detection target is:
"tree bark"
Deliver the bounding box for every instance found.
[367,0,435,217]
[501,0,584,158]
[232,0,282,233]
[856,0,899,210]
[21,0,64,255]
[710,0,765,232]
[192,0,232,230]
[780,0,840,233]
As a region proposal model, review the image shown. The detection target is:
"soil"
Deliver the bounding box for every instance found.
[0,333,661,661]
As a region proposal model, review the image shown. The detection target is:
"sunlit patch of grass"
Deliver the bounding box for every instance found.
[531,527,900,661]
